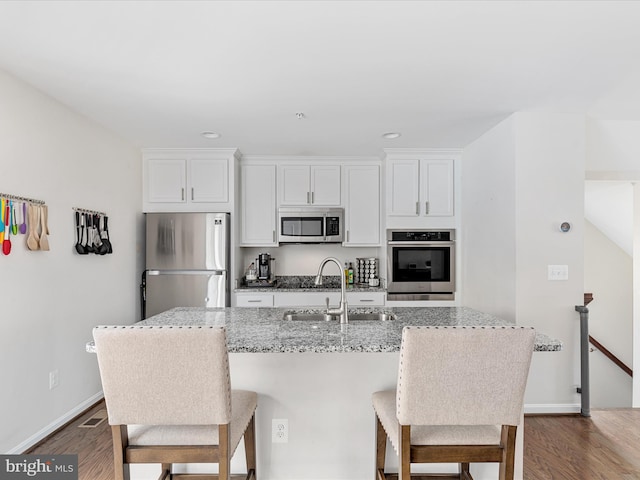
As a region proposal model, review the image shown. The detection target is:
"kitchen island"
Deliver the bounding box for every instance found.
[88,307,560,480]
[107,306,561,353]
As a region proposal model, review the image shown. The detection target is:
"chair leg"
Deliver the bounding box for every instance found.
[498,426,517,480]
[111,425,130,480]
[460,462,473,480]
[375,415,387,479]
[158,465,171,480]
[219,423,231,480]
[243,414,257,479]
[398,424,411,480]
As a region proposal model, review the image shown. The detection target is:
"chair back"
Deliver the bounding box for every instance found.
[396,326,535,427]
[93,325,232,426]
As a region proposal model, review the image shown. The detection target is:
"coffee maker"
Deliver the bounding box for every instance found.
[255,253,275,286]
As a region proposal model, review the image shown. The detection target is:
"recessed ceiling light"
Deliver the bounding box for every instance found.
[201,131,221,139]
[382,132,401,139]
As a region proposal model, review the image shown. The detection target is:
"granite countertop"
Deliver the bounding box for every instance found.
[87,306,561,353]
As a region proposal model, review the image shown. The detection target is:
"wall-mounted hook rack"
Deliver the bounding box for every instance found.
[0,193,45,205]
[73,207,107,216]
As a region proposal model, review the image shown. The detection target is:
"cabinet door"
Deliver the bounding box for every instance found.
[420,159,454,216]
[189,158,229,203]
[279,165,311,205]
[387,160,420,216]
[241,164,277,246]
[344,165,380,246]
[147,159,187,203]
[310,165,341,205]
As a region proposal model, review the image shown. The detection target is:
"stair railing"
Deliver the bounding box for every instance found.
[575,304,591,417]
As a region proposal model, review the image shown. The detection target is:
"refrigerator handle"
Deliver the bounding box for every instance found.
[140,270,148,320]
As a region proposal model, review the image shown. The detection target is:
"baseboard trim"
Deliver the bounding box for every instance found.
[8,391,104,455]
[524,403,581,415]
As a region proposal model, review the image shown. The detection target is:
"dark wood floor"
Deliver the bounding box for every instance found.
[27,402,640,479]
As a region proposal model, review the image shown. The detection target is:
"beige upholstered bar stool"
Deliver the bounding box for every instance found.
[93,325,257,480]
[372,326,535,480]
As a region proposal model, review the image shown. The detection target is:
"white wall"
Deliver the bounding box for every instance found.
[0,69,142,453]
[587,119,640,174]
[584,220,633,366]
[514,113,585,408]
[461,115,517,320]
[463,112,585,412]
[635,184,640,407]
[584,220,632,407]
[585,118,639,406]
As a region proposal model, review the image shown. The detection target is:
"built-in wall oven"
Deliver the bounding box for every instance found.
[387,229,455,301]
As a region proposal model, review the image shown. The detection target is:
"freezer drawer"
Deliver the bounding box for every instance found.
[144,271,228,318]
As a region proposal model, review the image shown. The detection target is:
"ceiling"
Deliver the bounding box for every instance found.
[1,1,640,156]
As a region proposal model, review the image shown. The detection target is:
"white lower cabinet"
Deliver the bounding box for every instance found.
[235,293,274,307]
[236,291,385,308]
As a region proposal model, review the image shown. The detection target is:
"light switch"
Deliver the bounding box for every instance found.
[548,265,569,281]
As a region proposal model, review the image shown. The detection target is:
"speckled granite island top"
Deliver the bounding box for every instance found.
[89,306,561,353]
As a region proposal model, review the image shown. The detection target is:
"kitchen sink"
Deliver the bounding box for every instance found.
[282,313,335,322]
[346,312,395,321]
[282,311,395,322]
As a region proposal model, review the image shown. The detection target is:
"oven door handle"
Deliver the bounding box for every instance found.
[387,241,455,246]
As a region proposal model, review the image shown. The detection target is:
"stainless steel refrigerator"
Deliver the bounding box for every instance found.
[142,212,230,318]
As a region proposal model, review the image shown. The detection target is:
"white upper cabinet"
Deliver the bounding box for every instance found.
[188,158,229,203]
[240,163,277,246]
[143,148,237,212]
[343,164,380,246]
[386,155,455,217]
[387,160,421,216]
[278,164,341,206]
[147,158,186,203]
[420,160,454,216]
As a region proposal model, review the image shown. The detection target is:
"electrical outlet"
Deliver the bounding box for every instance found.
[272,419,288,443]
[49,370,59,390]
[548,265,569,281]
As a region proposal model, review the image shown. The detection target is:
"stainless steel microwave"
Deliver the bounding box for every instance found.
[278,207,344,243]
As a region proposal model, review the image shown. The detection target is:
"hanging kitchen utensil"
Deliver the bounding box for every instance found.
[84,214,94,254]
[91,214,101,254]
[99,215,111,254]
[3,203,11,255]
[103,215,113,254]
[19,202,27,234]
[26,204,40,251]
[74,212,86,254]
[11,202,18,235]
[39,205,50,251]
[94,214,107,255]
[0,198,5,244]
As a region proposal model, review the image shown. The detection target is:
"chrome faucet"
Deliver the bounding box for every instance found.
[315,257,349,324]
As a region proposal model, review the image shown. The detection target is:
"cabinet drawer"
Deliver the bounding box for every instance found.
[346,292,386,306]
[236,294,274,307]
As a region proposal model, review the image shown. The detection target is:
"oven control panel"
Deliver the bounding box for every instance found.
[389,230,453,242]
